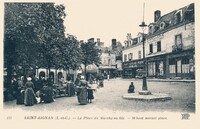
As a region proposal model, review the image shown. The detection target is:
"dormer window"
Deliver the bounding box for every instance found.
[160,22,165,29]
[138,36,142,43]
[149,25,154,34]
[175,10,182,23]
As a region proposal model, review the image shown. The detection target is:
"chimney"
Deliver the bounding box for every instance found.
[154,10,161,22]
[97,38,100,43]
[112,39,117,50]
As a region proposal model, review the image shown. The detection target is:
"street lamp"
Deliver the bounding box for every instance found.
[139,3,150,94]
[139,21,147,91]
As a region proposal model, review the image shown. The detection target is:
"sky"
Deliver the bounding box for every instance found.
[59,0,195,46]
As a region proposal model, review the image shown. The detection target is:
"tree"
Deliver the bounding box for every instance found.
[57,35,83,73]
[80,40,101,78]
[4,3,66,92]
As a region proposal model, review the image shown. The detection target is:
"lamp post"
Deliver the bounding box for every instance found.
[139,3,149,93]
[139,21,147,90]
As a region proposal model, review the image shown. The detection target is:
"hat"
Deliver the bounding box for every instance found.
[27,77,32,81]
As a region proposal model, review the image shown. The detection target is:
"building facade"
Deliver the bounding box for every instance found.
[98,52,117,78]
[97,38,123,78]
[122,3,195,79]
[122,33,145,78]
[145,3,195,79]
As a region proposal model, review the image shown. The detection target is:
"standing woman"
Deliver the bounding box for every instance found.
[76,80,88,105]
[67,77,75,97]
[42,85,54,103]
[24,77,37,106]
[16,76,24,105]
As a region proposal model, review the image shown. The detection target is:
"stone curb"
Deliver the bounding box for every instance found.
[122,93,172,102]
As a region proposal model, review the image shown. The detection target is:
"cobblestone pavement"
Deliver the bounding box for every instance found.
[3,78,195,113]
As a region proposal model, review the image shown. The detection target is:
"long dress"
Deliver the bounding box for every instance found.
[77,86,88,105]
[43,85,54,103]
[24,81,37,106]
[67,82,75,97]
[16,80,24,105]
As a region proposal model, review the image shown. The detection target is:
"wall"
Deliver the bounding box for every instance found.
[146,22,194,58]
[122,43,143,62]
[100,53,116,66]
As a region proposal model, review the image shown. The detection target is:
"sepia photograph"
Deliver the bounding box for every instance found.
[1,0,199,129]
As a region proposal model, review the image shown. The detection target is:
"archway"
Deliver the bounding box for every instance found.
[39,71,45,79]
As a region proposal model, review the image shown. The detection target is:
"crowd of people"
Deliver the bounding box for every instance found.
[4,74,105,106]
[5,73,136,107]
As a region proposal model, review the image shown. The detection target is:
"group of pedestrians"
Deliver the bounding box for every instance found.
[11,74,103,106]
[15,76,55,106]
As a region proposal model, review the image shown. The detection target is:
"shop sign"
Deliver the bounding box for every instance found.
[123,60,144,68]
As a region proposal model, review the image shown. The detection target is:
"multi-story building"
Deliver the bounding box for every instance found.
[122,33,145,78]
[98,39,123,78]
[122,3,195,79]
[145,3,195,79]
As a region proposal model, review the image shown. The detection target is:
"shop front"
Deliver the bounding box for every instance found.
[122,59,144,78]
[98,65,117,79]
[146,49,195,79]
[146,54,166,78]
[167,50,195,79]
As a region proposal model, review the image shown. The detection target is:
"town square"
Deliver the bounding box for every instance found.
[3,0,195,115]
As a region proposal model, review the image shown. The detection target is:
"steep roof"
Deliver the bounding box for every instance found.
[147,3,194,37]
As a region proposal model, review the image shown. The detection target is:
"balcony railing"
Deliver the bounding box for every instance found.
[172,44,182,52]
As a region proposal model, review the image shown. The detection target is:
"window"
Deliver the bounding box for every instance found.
[157,41,161,52]
[160,22,165,29]
[138,51,141,59]
[176,12,181,23]
[182,57,189,73]
[124,54,127,62]
[169,59,175,73]
[149,25,154,34]
[128,53,133,61]
[148,62,156,76]
[177,60,182,73]
[149,44,153,53]
[108,59,111,65]
[175,34,182,45]
[158,61,164,75]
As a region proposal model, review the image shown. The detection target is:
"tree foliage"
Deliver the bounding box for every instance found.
[80,41,101,75]
[58,35,83,70]
[4,3,66,88]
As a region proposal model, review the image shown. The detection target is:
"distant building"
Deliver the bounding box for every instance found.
[98,39,123,78]
[98,51,116,78]
[122,33,145,78]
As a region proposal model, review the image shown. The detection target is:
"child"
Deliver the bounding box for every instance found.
[87,88,94,103]
[128,82,135,93]
[87,83,96,103]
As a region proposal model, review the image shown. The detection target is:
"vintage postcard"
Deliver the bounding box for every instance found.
[1,0,199,129]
